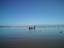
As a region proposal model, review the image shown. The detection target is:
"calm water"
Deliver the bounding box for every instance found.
[0,27,64,48]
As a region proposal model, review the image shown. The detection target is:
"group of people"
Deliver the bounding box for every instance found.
[29,25,35,30]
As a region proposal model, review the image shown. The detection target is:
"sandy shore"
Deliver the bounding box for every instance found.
[1,38,64,48]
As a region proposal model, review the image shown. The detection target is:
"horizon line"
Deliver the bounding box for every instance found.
[0,24,64,26]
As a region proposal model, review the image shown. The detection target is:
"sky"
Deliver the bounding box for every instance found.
[0,0,64,26]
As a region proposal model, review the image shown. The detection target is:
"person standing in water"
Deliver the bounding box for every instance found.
[34,25,35,30]
[29,25,36,30]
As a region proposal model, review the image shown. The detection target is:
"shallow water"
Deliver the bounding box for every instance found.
[0,27,64,48]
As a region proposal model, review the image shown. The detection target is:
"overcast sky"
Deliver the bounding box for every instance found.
[0,0,64,26]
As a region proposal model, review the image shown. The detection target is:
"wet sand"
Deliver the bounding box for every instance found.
[1,38,64,48]
[0,28,64,48]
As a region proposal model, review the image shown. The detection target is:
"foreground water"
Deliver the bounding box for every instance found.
[0,27,64,48]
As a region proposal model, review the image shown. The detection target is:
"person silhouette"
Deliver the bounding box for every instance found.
[34,25,35,30]
[29,25,36,30]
